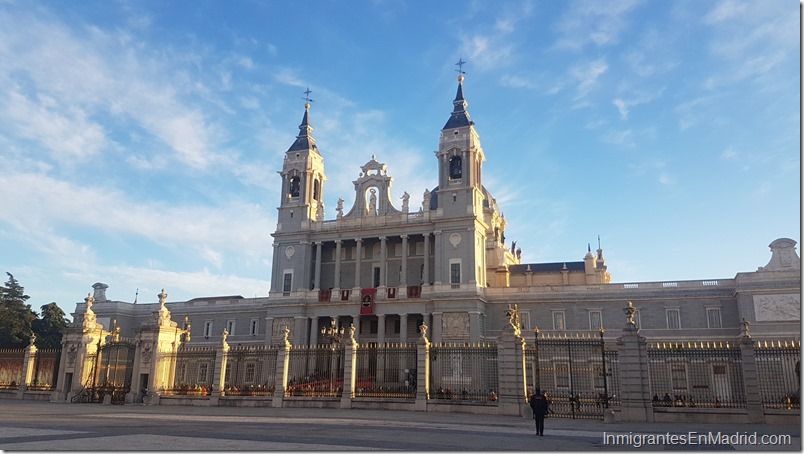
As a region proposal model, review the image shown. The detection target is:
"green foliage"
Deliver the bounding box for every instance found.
[32,302,68,349]
[0,272,37,348]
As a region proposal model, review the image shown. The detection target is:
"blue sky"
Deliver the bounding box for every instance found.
[0,0,799,317]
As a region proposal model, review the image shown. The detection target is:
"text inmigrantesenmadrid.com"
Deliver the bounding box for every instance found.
[602,431,793,448]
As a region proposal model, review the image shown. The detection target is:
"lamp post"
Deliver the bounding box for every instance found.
[320,318,345,395]
[599,327,609,409]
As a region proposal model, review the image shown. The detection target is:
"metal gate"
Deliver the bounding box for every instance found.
[73,339,136,404]
[525,331,613,420]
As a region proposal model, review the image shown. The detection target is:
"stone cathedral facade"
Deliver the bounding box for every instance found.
[73,73,800,350]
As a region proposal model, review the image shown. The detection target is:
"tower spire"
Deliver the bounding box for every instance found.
[443,59,471,130]
[288,86,318,153]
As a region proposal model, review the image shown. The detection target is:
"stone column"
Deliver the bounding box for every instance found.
[469,311,481,343]
[354,238,363,291]
[399,314,408,344]
[738,327,764,423]
[272,326,291,408]
[333,240,342,290]
[432,312,443,344]
[293,316,308,346]
[340,325,358,409]
[264,317,274,346]
[309,317,319,347]
[313,241,323,291]
[400,235,409,292]
[379,236,387,289]
[496,322,528,416]
[415,323,431,411]
[210,330,230,406]
[377,314,386,345]
[18,338,37,399]
[615,322,653,422]
[423,233,431,285]
[433,230,443,285]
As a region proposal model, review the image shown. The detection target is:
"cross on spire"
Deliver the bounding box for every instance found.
[302,86,314,108]
[455,58,467,80]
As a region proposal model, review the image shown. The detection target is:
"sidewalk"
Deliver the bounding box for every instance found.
[0,400,799,451]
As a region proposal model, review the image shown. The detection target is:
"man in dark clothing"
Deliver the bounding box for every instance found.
[529,388,549,436]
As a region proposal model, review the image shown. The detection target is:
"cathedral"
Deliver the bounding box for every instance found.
[76,70,800,348]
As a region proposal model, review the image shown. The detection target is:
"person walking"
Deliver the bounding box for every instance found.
[529,388,549,436]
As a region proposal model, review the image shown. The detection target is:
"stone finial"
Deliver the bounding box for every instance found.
[29,332,37,347]
[739,318,751,339]
[419,322,428,339]
[348,323,356,340]
[158,288,168,308]
[281,325,291,346]
[221,328,229,345]
[623,301,637,327]
[506,303,521,336]
[92,282,109,302]
[85,293,94,312]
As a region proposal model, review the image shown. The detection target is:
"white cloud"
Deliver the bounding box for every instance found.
[570,58,608,101]
[553,0,642,50]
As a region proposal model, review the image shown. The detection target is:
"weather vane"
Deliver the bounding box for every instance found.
[302,86,314,107]
[455,58,467,77]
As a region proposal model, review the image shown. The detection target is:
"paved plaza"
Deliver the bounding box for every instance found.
[0,400,800,451]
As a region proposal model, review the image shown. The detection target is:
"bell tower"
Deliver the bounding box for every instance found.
[436,59,486,219]
[271,89,327,296]
[276,88,327,232]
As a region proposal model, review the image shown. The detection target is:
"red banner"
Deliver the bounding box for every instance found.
[360,288,375,315]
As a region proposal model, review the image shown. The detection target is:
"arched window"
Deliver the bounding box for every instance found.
[449,156,462,180]
[313,179,321,201]
[289,176,301,197]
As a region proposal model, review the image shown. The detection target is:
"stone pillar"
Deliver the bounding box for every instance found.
[496,323,527,416]
[400,235,409,291]
[210,330,230,406]
[379,236,387,289]
[293,316,308,346]
[615,323,653,422]
[272,326,291,408]
[415,323,431,411]
[399,314,408,344]
[432,312,443,344]
[340,325,358,409]
[18,338,37,399]
[334,240,342,290]
[313,241,323,291]
[309,317,319,347]
[433,230,443,285]
[377,314,386,345]
[354,238,363,290]
[469,311,481,343]
[264,317,274,346]
[423,234,431,285]
[738,330,764,423]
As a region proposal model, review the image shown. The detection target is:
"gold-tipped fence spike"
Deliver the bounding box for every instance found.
[784,340,789,348]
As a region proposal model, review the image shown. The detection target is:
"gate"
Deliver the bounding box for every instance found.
[72,339,136,404]
[526,331,612,420]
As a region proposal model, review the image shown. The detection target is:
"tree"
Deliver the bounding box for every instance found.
[0,272,37,348]
[32,302,68,349]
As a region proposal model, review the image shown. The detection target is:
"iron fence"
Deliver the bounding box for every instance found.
[429,342,498,403]
[527,332,611,419]
[0,349,24,390]
[755,340,801,410]
[28,349,61,391]
[604,349,620,407]
[648,341,745,409]
[286,344,344,397]
[162,346,216,396]
[354,343,417,398]
[223,345,278,396]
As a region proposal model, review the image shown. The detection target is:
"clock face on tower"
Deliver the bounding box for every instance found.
[449,156,462,180]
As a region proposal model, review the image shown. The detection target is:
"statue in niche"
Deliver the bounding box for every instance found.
[369,189,377,215]
[401,191,410,212]
[422,189,431,211]
[336,198,344,217]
